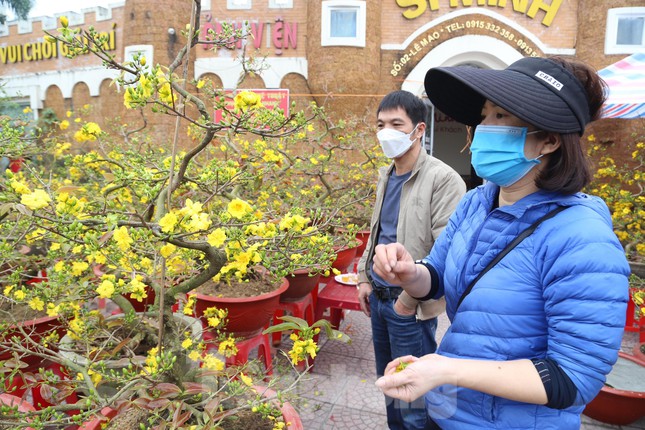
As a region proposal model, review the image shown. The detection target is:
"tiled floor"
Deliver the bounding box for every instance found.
[272,307,645,430]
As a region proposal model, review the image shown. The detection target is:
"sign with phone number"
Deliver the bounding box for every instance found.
[390,19,540,77]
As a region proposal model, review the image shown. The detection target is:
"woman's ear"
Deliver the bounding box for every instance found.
[540,132,561,155]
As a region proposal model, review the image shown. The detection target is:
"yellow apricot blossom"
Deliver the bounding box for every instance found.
[113,226,133,251]
[21,189,51,210]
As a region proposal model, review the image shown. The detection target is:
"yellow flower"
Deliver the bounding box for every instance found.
[113,226,133,251]
[46,303,60,317]
[160,243,176,258]
[71,261,89,276]
[28,297,45,311]
[129,277,148,302]
[202,353,225,371]
[21,189,51,210]
[60,15,68,28]
[239,373,253,386]
[196,79,205,89]
[96,280,115,299]
[9,180,30,195]
[3,285,15,296]
[181,338,193,349]
[14,290,25,300]
[227,198,253,219]
[158,81,176,105]
[188,213,211,232]
[183,295,196,316]
[22,107,32,114]
[159,212,179,233]
[59,120,70,130]
[181,199,203,217]
[233,90,263,112]
[188,350,201,361]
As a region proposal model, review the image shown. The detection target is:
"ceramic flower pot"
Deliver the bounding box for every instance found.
[583,351,645,425]
[281,268,321,302]
[194,276,289,339]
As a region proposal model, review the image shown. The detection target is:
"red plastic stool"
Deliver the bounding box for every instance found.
[625,296,640,332]
[203,330,273,377]
[272,292,315,346]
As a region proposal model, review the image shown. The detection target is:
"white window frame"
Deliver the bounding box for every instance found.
[321,0,366,48]
[269,0,293,8]
[605,7,645,54]
[227,0,251,10]
[124,45,153,84]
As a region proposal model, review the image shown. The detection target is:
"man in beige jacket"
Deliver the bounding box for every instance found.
[357,90,465,429]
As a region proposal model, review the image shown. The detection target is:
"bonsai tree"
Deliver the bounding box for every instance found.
[0,4,357,428]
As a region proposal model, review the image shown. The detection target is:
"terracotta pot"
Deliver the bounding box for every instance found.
[583,352,645,425]
[0,393,36,430]
[331,239,363,272]
[194,277,289,338]
[355,230,370,257]
[281,269,321,302]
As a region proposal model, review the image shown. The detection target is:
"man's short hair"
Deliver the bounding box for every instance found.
[377,90,428,125]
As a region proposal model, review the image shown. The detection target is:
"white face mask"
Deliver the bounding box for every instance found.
[376,124,419,159]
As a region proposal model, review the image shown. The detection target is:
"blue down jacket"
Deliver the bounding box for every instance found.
[422,183,629,430]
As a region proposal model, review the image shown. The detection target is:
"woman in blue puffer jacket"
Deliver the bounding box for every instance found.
[372,56,630,430]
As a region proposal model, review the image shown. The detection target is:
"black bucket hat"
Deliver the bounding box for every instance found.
[424,57,591,135]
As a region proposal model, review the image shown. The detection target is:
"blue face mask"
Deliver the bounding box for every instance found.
[470,125,543,187]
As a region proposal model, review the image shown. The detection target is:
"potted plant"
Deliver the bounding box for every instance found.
[0,6,354,428]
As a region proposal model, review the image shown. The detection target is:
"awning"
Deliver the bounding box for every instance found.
[598,52,645,119]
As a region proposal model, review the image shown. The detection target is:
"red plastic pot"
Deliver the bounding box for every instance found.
[355,230,370,258]
[281,269,321,302]
[583,352,645,425]
[77,407,117,430]
[253,385,303,429]
[194,277,289,338]
[331,239,363,272]
[0,393,36,430]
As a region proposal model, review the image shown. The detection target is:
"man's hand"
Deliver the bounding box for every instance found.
[357,282,372,316]
[393,298,416,316]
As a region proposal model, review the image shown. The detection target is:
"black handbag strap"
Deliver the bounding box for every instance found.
[456,205,569,310]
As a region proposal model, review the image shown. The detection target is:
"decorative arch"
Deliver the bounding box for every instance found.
[402,35,523,96]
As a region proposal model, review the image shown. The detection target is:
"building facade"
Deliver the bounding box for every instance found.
[1,0,643,184]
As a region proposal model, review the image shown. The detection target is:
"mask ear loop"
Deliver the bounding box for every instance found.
[461,126,473,154]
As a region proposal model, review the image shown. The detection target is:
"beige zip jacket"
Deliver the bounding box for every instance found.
[357,148,466,319]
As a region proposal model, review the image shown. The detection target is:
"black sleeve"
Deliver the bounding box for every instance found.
[531,358,578,409]
[410,260,439,301]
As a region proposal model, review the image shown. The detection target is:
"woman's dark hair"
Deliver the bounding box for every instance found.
[377,90,428,125]
[535,56,608,194]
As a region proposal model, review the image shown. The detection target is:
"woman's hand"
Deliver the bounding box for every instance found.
[372,243,417,285]
[375,354,453,402]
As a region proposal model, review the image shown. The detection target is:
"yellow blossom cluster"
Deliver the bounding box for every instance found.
[586,135,644,261]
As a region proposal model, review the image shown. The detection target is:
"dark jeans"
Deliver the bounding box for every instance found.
[370,292,438,430]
